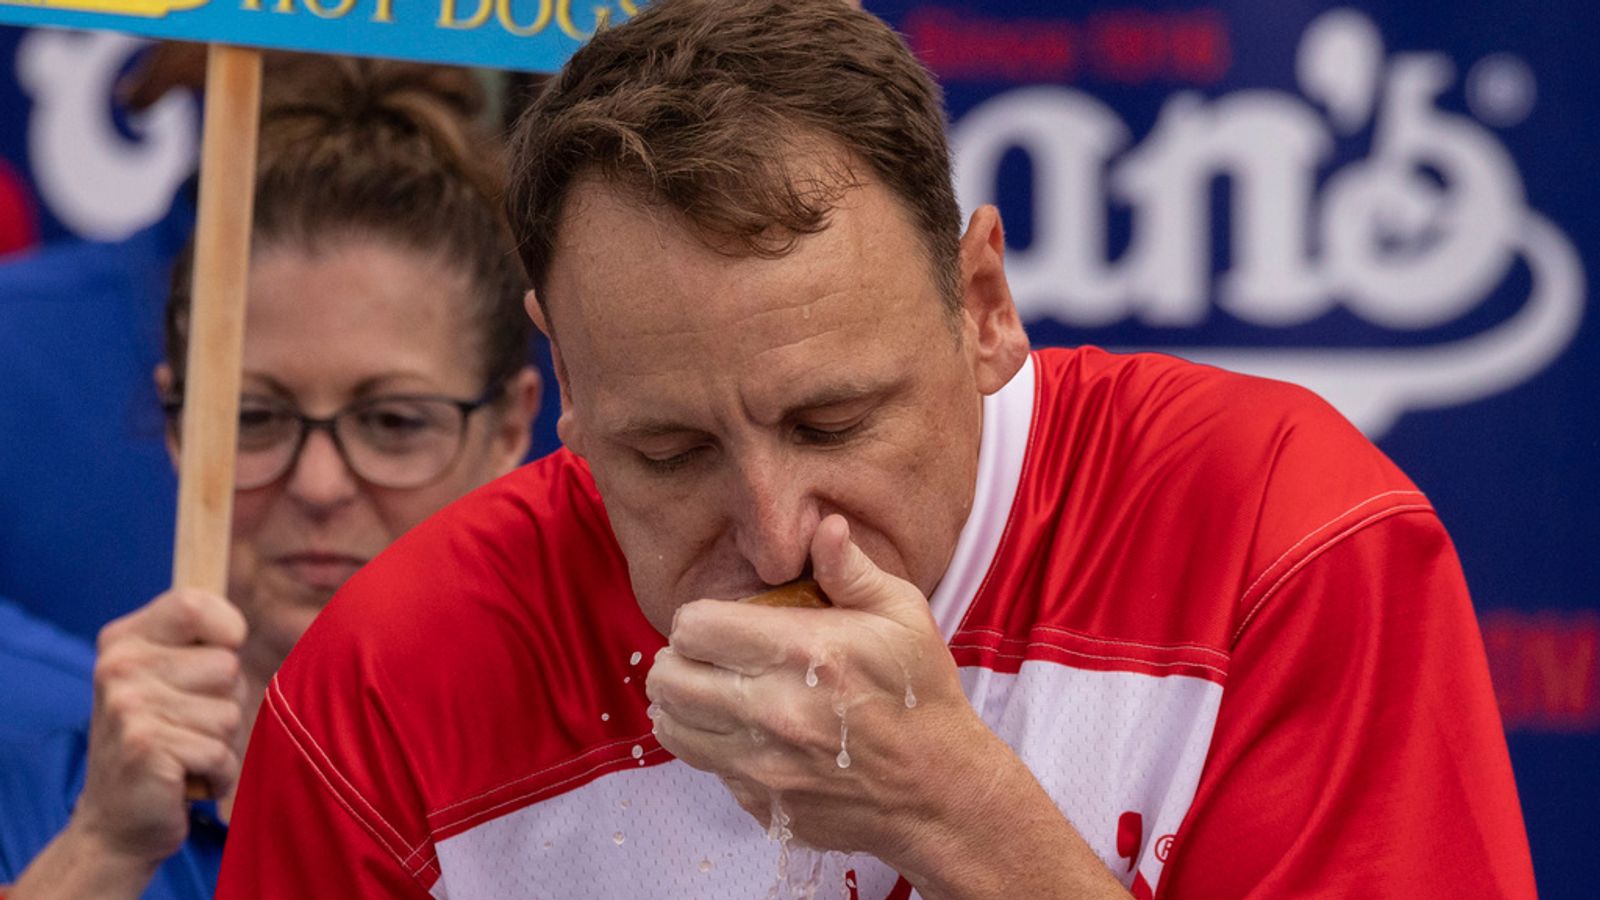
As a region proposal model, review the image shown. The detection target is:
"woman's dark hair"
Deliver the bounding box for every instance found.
[160,53,531,391]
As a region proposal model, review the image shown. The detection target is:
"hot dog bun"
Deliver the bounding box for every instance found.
[742,579,831,608]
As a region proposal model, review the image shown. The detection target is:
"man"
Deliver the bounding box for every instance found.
[216,1,1536,897]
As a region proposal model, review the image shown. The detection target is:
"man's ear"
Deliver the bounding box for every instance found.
[525,289,584,455]
[153,363,180,468]
[957,204,1030,395]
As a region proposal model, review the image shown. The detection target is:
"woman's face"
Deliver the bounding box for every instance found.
[163,238,537,680]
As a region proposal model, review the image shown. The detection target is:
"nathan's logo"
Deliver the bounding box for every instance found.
[951,9,1584,437]
[0,0,206,18]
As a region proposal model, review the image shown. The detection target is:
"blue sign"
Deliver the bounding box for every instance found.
[0,0,1594,896]
[0,0,635,71]
[868,2,1599,896]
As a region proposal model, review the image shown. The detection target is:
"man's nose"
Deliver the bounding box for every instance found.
[284,429,359,514]
[730,454,818,587]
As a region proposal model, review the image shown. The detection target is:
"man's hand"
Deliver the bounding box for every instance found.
[647,514,975,852]
[646,515,1131,898]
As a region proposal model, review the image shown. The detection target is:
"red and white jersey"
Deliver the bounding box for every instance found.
[217,347,1535,899]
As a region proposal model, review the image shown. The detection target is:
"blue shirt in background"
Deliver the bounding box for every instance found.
[0,597,224,897]
[0,191,192,643]
[0,596,92,739]
[0,727,226,899]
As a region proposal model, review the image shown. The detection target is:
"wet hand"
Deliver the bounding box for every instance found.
[645,514,1004,862]
[73,587,248,867]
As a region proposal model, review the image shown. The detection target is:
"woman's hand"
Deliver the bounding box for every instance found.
[9,588,247,900]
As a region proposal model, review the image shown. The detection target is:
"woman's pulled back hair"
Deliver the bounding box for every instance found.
[162,51,530,391]
[506,0,963,320]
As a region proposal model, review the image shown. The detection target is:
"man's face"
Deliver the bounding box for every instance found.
[542,172,1000,633]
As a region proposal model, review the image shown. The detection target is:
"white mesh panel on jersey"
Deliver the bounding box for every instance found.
[433,664,1219,898]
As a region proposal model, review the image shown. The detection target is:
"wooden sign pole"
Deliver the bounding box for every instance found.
[172,44,262,801]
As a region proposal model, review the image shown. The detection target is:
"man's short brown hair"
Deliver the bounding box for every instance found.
[506,0,962,317]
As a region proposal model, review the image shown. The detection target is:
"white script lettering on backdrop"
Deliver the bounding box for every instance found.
[17,30,197,241]
[952,8,1584,437]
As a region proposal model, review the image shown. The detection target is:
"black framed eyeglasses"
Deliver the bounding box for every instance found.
[163,384,503,490]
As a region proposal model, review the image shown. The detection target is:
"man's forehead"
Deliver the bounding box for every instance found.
[577,300,906,428]
[548,177,919,331]
[540,165,950,430]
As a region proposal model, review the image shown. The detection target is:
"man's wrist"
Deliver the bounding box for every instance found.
[887,721,1130,900]
[888,725,1033,899]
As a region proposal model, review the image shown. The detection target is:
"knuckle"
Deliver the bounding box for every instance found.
[646,682,672,713]
[216,701,244,735]
[208,742,240,777]
[845,566,880,598]
[207,647,242,682]
[95,619,128,653]
[794,635,831,669]
[119,720,160,759]
[763,707,813,747]
[168,589,209,627]
[649,713,681,753]
[225,607,249,645]
[672,601,709,638]
[93,650,131,687]
[99,682,143,721]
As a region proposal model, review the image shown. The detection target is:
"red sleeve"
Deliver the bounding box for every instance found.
[1158,511,1536,898]
[215,452,642,898]
[215,681,435,898]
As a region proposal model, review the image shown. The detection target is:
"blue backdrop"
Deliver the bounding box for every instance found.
[0,3,1594,895]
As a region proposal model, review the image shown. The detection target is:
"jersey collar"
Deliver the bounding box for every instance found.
[927,352,1036,641]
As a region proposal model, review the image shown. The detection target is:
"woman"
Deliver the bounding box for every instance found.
[0,54,540,900]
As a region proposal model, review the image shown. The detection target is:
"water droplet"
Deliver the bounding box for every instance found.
[904,683,917,709]
[698,857,714,873]
[804,659,819,688]
[646,702,663,720]
[629,651,642,666]
[766,795,792,843]
[638,759,646,766]
[601,712,611,722]
[613,831,626,845]
[623,676,631,684]
[631,744,644,759]
[836,717,850,768]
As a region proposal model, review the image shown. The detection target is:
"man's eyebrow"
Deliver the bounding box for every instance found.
[608,380,900,440]
[772,378,905,425]
[784,383,887,413]
[610,419,707,442]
